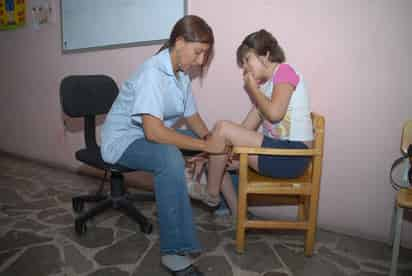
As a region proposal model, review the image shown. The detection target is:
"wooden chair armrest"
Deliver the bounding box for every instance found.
[233,146,321,156]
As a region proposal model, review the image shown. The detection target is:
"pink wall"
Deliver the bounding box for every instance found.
[1,0,412,247]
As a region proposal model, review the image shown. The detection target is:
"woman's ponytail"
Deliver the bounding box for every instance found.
[156,40,170,54]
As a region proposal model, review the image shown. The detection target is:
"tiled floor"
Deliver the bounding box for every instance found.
[0,153,411,276]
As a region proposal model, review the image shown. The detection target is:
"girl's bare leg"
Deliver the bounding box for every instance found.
[206,120,264,214]
[221,172,237,216]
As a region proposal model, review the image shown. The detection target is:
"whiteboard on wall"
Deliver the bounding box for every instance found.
[60,0,187,52]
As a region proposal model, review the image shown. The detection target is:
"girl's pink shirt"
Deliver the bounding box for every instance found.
[273,63,300,87]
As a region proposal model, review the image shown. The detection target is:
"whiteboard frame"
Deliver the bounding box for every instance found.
[60,0,187,53]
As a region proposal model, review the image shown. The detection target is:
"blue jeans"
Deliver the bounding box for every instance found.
[117,130,201,255]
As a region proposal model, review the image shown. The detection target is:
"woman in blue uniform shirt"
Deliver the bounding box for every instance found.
[101,15,224,276]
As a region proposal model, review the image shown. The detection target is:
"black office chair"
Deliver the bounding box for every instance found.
[60,75,153,235]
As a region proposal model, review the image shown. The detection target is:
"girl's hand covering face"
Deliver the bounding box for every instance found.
[243,71,259,93]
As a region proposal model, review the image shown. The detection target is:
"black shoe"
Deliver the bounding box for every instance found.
[171,265,204,276]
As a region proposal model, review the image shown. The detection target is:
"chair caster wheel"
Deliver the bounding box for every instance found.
[75,220,87,235]
[141,223,153,234]
[72,198,84,213]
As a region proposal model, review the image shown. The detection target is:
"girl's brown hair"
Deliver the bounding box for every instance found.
[236,29,285,67]
[158,15,214,73]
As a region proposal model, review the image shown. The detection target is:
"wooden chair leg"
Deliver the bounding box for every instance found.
[390,206,403,276]
[236,192,247,254]
[304,196,319,256]
[298,202,305,221]
[298,196,309,221]
[236,154,248,254]
[304,227,316,256]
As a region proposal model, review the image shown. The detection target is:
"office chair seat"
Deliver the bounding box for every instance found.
[75,147,133,173]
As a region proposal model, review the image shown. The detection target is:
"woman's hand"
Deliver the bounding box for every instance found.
[186,153,208,184]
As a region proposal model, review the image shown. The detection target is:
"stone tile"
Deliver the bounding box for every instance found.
[1,176,31,189]
[0,174,16,183]
[336,235,393,261]
[191,204,211,218]
[0,217,14,227]
[115,229,134,241]
[0,249,20,267]
[195,255,233,276]
[280,241,304,251]
[0,188,24,205]
[116,215,144,232]
[31,188,62,199]
[318,246,360,270]
[9,178,44,194]
[37,208,68,220]
[336,235,412,265]
[10,198,58,210]
[127,197,154,213]
[89,209,120,225]
[56,193,78,203]
[0,206,30,217]
[263,272,288,276]
[200,212,235,225]
[275,244,346,276]
[220,229,262,243]
[399,268,412,276]
[63,244,94,274]
[316,229,340,245]
[2,153,412,276]
[94,232,150,265]
[44,214,74,226]
[0,230,52,251]
[14,218,48,231]
[60,226,114,249]
[353,271,387,276]
[1,244,62,276]
[197,222,232,232]
[361,261,389,273]
[132,242,171,276]
[270,229,306,243]
[87,267,129,276]
[397,246,412,264]
[198,229,222,253]
[225,242,282,273]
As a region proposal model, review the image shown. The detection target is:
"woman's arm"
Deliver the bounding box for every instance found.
[184,112,209,139]
[142,114,224,153]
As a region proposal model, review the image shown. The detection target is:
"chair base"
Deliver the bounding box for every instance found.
[72,171,154,235]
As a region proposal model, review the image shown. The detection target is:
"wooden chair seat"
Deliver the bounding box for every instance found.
[397,188,412,208]
[247,168,312,195]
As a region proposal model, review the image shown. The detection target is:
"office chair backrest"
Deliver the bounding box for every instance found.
[60,75,118,149]
[60,75,118,117]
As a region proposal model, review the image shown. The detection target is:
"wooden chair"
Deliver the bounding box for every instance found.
[389,120,412,276]
[233,112,325,256]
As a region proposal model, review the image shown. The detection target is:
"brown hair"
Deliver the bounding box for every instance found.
[236,29,285,67]
[157,15,214,71]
